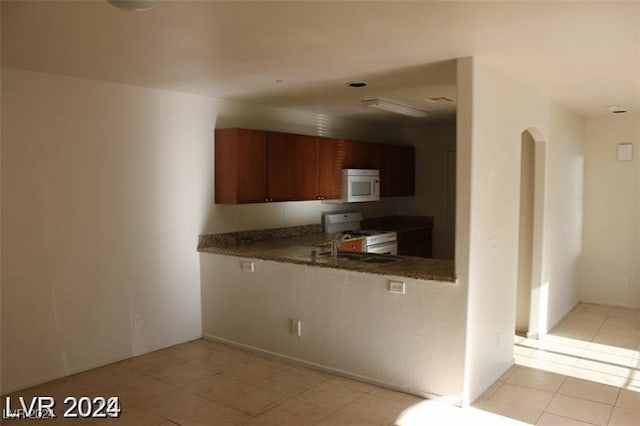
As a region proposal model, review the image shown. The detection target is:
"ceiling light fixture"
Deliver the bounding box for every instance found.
[607,105,627,114]
[107,0,156,12]
[425,96,456,103]
[362,99,428,118]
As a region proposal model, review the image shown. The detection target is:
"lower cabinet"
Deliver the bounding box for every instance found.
[397,227,433,258]
[362,216,433,258]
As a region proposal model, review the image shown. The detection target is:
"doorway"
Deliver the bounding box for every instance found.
[516,128,546,337]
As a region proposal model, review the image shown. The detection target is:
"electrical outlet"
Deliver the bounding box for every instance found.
[621,277,629,288]
[389,281,406,294]
[496,332,503,348]
[241,261,254,272]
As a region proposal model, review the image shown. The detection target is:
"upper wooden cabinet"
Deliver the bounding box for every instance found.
[291,135,344,201]
[215,128,267,204]
[317,138,343,200]
[215,129,295,204]
[266,132,295,202]
[215,128,415,204]
[292,134,321,201]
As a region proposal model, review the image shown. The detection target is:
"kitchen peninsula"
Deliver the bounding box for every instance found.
[198,223,464,399]
[198,224,455,283]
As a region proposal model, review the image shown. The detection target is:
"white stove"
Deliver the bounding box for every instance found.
[323,212,397,255]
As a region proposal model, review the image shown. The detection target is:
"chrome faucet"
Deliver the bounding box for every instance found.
[330,232,352,258]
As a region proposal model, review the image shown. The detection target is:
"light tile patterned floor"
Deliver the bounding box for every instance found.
[474,303,640,425]
[3,303,638,425]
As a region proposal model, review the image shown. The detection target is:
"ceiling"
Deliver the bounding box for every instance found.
[2,1,639,123]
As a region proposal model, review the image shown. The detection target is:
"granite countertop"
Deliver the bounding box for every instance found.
[198,225,456,283]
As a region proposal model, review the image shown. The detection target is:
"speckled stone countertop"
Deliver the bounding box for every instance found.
[198,225,456,283]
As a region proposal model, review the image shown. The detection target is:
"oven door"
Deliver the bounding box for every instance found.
[366,242,398,255]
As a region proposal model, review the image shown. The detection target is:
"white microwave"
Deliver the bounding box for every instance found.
[341,169,380,203]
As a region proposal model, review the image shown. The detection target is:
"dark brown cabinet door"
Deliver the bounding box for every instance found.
[318,138,343,200]
[266,132,294,201]
[215,128,267,204]
[292,135,320,200]
[397,228,432,258]
[370,143,391,197]
[342,140,373,169]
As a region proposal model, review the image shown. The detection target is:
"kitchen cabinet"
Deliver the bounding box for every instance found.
[292,135,343,201]
[291,134,319,200]
[215,129,295,204]
[369,143,391,197]
[215,128,415,204]
[266,132,295,202]
[317,138,343,200]
[215,128,267,204]
[397,227,432,258]
[342,140,373,169]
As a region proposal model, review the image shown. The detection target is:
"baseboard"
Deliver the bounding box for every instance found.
[578,299,640,310]
[1,335,202,396]
[201,333,462,405]
[1,355,126,396]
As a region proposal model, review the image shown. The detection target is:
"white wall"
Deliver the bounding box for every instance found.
[1,68,214,393]
[581,116,640,308]
[200,253,467,400]
[1,67,441,393]
[460,58,585,403]
[543,104,585,327]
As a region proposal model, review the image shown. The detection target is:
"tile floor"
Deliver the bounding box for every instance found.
[474,303,640,425]
[3,303,638,425]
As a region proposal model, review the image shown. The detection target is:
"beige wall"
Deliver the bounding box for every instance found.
[461,58,585,402]
[0,67,442,393]
[581,116,639,307]
[200,253,467,399]
[1,68,214,393]
[543,104,585,327]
